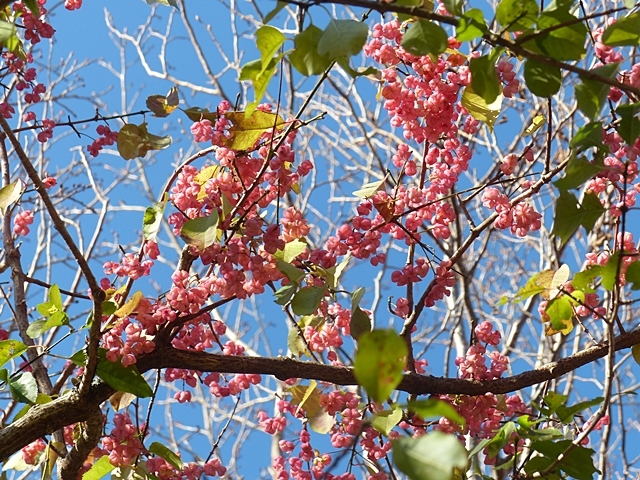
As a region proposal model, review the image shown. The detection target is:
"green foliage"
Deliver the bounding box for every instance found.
[392,432,468,480]
[554,154,606,190]
[527,440,599,479]
[615,102,640,146]
[71,349,153,398]
[602,12,640,47]
[291,286,327,315]
[0,20,16,45]
[524,59,561,97]
[9,372,38,404]
[117,123,172,160]
[143,195,168,241]
[401,19,449,57]
[0,339,27,369]
[81,456,115,480]
[455,9,488,41]
[371,405,403,436]
[496,0,538,32]
[461,84,502,131]
[570,122,605,151]
[470,55,501,104]
[407,398,466,427]
[289,25,333,76]
[575,63,620,121]
[350,287,372,340]
[317,20,369,60]
[552,191,605,245]
[354,329,407,403]
[179,211,220,250]
[469,421,516,459]
[149,442,183,470]
[522,8,587,61]
[29,284,70,338]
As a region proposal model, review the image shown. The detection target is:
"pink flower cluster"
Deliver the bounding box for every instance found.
[482,187,542,237]
[101,413,145,467]
[88,125,119,157]
[103,253,154,280]
[13,210,34,236]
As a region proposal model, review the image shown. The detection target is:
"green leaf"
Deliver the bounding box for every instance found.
[179,210,219,251]
[470,55,501,104]
[461,84,502,132]
[529,9,587,61]
[555,397,604,423]
[288,323,309,357]
[117,123,172,160]
[27,312,69,338]
[624,261,640,290]
[393,432,468,480]
[0,20,16,45]
[570,121,604,150]
[496,0,538,32]
[554,155,606,190]
[354,329,407,403]
[71,349,153,398]
[401,19,449,56]
[317,20,368,60]
[23,0,39,15]
[143,196,168,241]
[456,9,488,41]
[408,398,466,427]
[632,344,640,366]
[145,87,179,117]
[10,372,38,404]
[239,54,285,116]
[545,296,573,334]
[0,339,27,368]
[335,57,378,78]
[442,0,463,16]
[264,1,286,24]
[275,239,308,263]
[275,284,297,305]
[615,102,640,146]
[469,422,516,458]
[350,306,372,340]
[149,442,182,470]
[531,440,599,479]
[524,59,561,97]
[0,180,22,216]
[353,179,386,199]
[276,260,305,285]
[291,286,326,315]
[372,406,403,436]
[289,24,333,76]
[575,63,620,121]
[552,191,605,245]
[81,455,115,480]
[256,25,286,74]
[602,12,640,47]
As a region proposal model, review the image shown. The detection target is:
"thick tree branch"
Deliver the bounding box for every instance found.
[1,326,638,463]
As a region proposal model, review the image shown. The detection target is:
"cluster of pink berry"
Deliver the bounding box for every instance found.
[88,125,119,157]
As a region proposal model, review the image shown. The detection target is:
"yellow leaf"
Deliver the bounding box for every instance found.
[524,115,546,136]
[288,380,323,417]
[109,391,137,411]
[461,85,503,132]
[114,291,144,318]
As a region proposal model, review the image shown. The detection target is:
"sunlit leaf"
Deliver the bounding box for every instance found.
[602,11,640,47]
[82,455,115,480]
[276,260,305,285]
[353,179,386,198]
[470,55,501,104]
[496,0,538,32]
[109,391,137,411]
[0,339,28,368]
[143,195,167,241]
[255,25,286,75]
[511,269,554,303]
[0,179,23,216]
[354,329,407,403]
[615,102,640,146]
[372,405,403,436]
[545,296,574,335]
[461,84,502,131]
[524,115,547,136]
[225,110,286,150]
[182,106,218,123]
[408,398,466,428]
[393,432,469,480]
[114,291,144,318]
[0,20,16,45]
